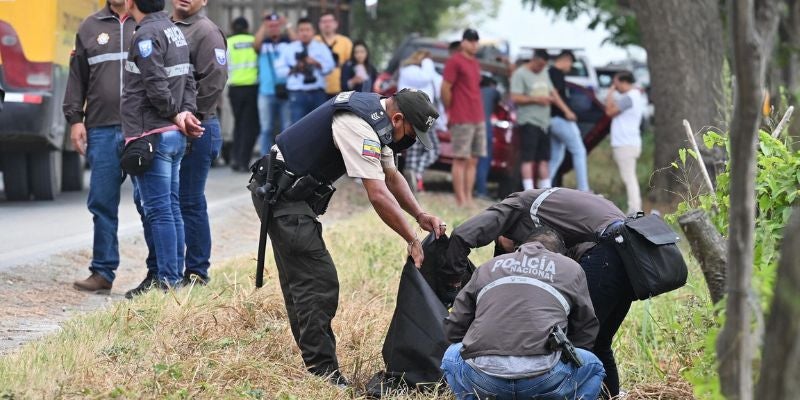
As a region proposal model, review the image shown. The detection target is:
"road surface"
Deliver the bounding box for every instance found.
[0,167,252,270]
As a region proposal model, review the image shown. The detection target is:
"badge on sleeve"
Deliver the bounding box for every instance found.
[214,48,227,65]
[362,139,381,159]
[138,39,153,58]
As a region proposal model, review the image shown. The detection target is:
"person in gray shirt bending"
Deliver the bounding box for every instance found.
[441,227,604,400]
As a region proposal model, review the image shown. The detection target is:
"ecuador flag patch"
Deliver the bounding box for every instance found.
[362,139,381,159]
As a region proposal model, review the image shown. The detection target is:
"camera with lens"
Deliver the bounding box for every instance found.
[294,49,317,84]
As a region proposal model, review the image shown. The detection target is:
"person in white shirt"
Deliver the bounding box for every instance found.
[397,50,444,192]
[605,70,644,214]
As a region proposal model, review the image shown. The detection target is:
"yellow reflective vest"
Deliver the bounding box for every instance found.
[227,34,258,86]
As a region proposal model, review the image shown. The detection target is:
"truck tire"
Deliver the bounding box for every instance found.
[62,150,84,191]
[2,153,31,201]
[30,150,62,200]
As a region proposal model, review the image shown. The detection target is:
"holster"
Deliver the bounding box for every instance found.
[282,174,336,216]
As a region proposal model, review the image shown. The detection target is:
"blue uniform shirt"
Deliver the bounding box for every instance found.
[277,39,335,91]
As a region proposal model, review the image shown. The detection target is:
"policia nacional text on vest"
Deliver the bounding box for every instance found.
[227,33,258,86]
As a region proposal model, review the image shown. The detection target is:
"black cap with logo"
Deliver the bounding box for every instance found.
[393,88,439,150]
[462,28,480,42]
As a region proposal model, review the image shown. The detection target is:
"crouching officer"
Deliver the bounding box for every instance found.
[442,227,604,399]
[446,188,631,398]
[249,88,447,386]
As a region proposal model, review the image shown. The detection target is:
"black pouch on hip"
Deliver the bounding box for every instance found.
[307,184,335,215]
[283,174,321,201]
[120,135,160,176]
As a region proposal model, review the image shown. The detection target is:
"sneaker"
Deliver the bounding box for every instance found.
[182,273,209,287]
[124,273,164,299]
[73,273,112,294]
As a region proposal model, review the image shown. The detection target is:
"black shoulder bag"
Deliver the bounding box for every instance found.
[613,212,688,300]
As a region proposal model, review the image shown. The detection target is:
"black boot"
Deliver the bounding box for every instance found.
[124,272,165,299]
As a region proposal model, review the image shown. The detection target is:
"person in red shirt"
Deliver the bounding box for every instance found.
[441,29,485,206]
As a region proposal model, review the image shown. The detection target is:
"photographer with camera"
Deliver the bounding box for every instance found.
[276,17,334,124]
[442,227,604,400]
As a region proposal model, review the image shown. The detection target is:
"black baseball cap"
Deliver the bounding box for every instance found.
[393,88,439,149]
[462,28,479,42]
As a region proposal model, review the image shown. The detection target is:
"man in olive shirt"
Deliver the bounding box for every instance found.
[510,49,574,190]
[447,188,633,397]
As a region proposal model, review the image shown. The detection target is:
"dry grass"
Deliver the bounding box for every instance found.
[0,190,709,399]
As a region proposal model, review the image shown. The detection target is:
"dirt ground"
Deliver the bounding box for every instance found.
[0,177,370,355]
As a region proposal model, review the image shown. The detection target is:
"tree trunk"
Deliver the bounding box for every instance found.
[755,208,800,398]
[678,210,727,304]
[628,0,726,203]
[779,0,800,139]
[718,1,779,400]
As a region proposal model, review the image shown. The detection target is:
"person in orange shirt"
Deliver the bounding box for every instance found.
[315,12,352,97]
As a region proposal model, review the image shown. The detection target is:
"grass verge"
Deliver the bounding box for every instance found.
[0,191,709,399]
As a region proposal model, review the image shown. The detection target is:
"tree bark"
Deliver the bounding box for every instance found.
[755,208,800,398]
[778,0,800,138]
[718,1,779,399]
[678,210,727,304]
[628,0,726,203]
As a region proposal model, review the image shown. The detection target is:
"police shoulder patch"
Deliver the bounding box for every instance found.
[362,139,381,159]
[214,48,227,65]
[138,39,153,58]
[334,91,354,104]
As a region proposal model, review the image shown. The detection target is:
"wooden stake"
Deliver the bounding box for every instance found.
[683,119,717,201]
[771,105,794,138]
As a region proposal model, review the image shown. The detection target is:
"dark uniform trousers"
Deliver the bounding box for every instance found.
[228,84,260,169]
[579,241,635,398]
[268,199,340,374]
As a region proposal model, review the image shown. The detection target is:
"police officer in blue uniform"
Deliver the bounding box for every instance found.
[250,89,446,386]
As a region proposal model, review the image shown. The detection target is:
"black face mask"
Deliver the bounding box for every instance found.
[388,134,416,153]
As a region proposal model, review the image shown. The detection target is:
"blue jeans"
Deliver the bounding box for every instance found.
[132,131,186,286]
[288,89,327,126]
[475,119,494,196]
[257,94,291,156]
[179,118,222,280]
[441,343,605,400]
[549,116,590,191]
[86,125,126,283]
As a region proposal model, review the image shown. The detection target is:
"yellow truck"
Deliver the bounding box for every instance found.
[0,0,103,200]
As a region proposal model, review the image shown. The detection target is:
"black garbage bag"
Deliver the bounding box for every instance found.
[364,233,474,398]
